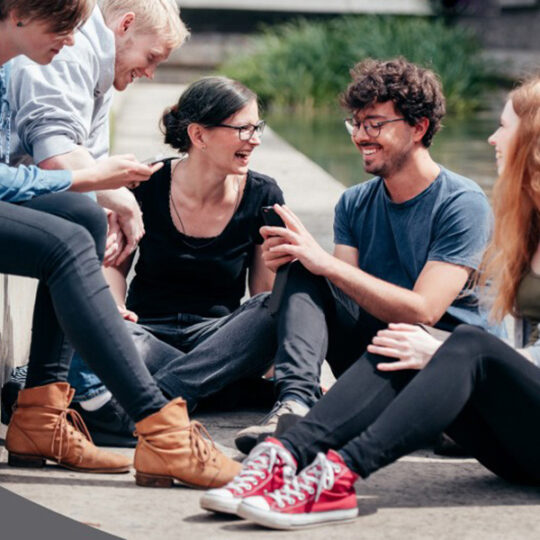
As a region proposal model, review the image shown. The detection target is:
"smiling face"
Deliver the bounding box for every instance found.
[113,30,172,91]
[488,99,520,176]
[350,100,416,179]
[200,99,262,175]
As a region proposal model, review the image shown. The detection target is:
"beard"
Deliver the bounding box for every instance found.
[367,144,413,179]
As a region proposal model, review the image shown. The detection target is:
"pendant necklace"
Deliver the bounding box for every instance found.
[169,159,242,249]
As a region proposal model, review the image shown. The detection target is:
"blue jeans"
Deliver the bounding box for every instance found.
[68,293,279,410]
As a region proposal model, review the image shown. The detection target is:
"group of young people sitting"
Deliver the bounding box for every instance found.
[0,0,538,531]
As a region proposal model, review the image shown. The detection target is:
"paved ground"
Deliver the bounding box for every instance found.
[1,82,539,539]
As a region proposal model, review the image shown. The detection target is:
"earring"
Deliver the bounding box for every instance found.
[201,145,207,150]
[16,21,24,27]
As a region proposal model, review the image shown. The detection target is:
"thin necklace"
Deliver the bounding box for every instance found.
[169,159,243,249]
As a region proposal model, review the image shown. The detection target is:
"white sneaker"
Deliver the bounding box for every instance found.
[234,400,309,454]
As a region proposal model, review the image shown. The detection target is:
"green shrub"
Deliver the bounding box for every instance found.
[221,15,493,115]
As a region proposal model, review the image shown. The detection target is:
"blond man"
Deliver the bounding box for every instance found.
[9,0,189,262]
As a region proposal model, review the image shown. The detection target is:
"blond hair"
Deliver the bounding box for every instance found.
[479,74,540,321]
[98,0,189,49]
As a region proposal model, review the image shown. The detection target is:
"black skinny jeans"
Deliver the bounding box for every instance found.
[0,193,167,421]
[281,325,540,484]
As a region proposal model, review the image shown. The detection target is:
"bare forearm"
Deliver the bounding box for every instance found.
[249,269,275,296]
[324,257,437,324]
[103,265,129,307]
[263,204,467,326]
[39,147,95,171]
[96,188,132,212]
[39,148,101,192]
[249,245,276,295]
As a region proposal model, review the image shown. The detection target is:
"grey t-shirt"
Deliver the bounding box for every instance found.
[333,166,492,327]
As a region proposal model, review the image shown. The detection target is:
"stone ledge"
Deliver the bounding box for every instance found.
[0,275,37,390]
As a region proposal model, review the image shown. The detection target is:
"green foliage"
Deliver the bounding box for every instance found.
[220,15,493,115]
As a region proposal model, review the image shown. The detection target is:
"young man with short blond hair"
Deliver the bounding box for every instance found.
[9,0,189,261]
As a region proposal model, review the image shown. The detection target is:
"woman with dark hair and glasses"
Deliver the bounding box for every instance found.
[65,76,286,445]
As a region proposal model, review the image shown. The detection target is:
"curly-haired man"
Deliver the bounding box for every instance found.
[234,57,493,453]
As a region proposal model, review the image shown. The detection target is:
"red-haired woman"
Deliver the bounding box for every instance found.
[201,76,540,528]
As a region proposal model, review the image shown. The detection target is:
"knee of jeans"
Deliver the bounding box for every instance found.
[434,324,491,369]
[449,324,487,349]
[62,195,108,260]
[250,293,279,325]
[246,291,271,310]
[45,223,98,278]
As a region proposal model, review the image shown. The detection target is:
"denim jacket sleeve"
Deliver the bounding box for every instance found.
[1,61,72,201]
[0,163,72,202]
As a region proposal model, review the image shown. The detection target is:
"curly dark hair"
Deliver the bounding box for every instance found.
[341,57,446,148]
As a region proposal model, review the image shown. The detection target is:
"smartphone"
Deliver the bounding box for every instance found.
[142,153,165,165]
[261,205,285,227]
[261,205,289,314]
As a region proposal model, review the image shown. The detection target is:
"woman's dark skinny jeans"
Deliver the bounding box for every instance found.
[281,325,540,484]
[0,193,167,421]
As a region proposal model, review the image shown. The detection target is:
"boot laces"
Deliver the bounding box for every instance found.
[268,452,339,508]
[51,407,92,464]
[134,420,219,467]
[226,441,296,493]
[189,421,217,466]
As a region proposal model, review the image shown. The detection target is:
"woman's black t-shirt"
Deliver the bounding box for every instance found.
[126,159,284,318]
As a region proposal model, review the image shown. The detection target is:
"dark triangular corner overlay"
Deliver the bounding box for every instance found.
[0,486,124,540]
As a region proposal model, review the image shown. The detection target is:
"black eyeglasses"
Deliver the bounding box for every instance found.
[214,120,266,141]
[344,117,406,138]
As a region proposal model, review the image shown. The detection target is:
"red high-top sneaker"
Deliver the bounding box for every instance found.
[237,449,359,529]
[200,437,297,515]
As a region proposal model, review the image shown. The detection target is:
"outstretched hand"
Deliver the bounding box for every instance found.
[260,204,333,275]
[367,323,443,371]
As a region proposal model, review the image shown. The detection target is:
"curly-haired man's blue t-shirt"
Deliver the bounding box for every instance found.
[333,166,492,328]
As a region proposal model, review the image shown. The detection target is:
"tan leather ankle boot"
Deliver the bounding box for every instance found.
[134,397,241,488]
[6,382,131,473]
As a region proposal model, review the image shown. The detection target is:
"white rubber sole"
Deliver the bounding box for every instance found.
[200,492,241,515]
[237,501,359,530]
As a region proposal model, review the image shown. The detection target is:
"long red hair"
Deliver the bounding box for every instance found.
[479,75,540,321]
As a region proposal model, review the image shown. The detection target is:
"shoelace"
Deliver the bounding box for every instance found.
[134,420,218,468]
[257,400,301,426]
[258,400,285,425]
[226,441,296,493]
[51,407,92,464]
[268,452,339,508]
[190,421,216,466]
